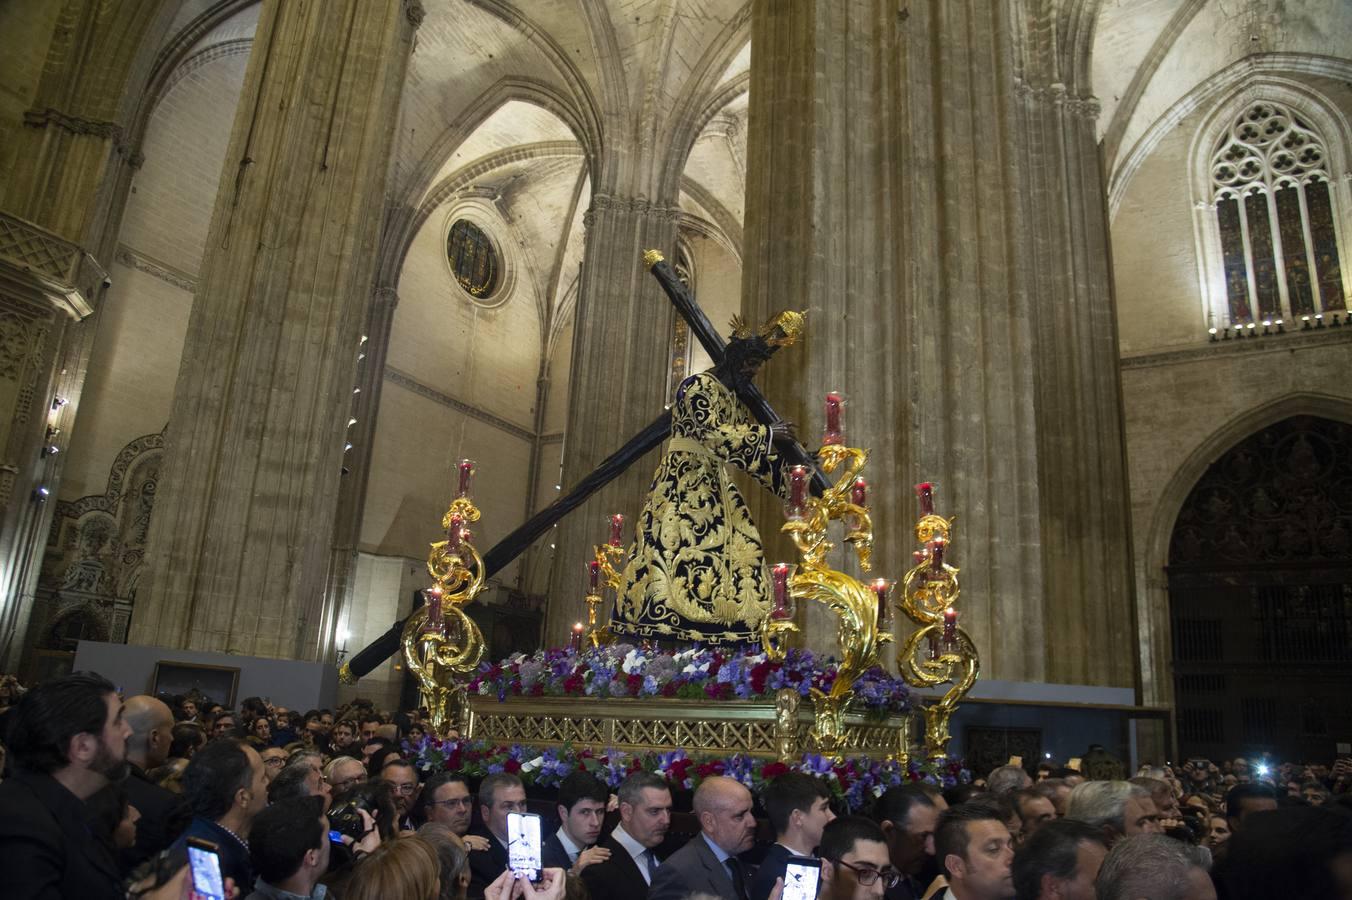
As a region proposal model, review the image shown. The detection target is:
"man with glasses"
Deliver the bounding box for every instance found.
[420,772,490,850]
[260,747,289,782]
[819,815,899,900]
[932,804,1015,900]
[380,757,421,831]
[467,772,526,898]
[324,756,366,797]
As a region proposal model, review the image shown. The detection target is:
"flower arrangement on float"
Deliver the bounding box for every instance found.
[465,644,913,716]
[406,735,970,813]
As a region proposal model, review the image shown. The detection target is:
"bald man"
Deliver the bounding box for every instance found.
[121,696,190,871]
[649,776,759,900]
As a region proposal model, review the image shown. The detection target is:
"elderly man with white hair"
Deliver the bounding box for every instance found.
[1064,781,1163,847]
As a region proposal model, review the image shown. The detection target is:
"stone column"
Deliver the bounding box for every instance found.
[132,0,420,660]
[0,0,168,671]
[740,0,1143,684]
[1011,75,1137,688]
[543,193,679,646]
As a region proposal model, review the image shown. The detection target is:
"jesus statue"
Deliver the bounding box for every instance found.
[610,310,806,644]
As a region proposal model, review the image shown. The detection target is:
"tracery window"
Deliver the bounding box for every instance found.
[1210,101,1346,325]
[446,219,500,299]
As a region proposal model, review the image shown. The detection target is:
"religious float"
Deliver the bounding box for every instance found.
[341,252,980,803]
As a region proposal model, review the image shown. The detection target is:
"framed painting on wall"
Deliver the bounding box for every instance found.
[150,661,240,708]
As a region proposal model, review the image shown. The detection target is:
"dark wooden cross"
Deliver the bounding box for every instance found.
[344,253,828,678]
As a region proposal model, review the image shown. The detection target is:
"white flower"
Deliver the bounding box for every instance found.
[622,648,646,675]
[522,756,544,773]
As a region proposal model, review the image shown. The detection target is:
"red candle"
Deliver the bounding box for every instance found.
[942,607,958,644]
[587,559,601,592]
[915,482,935,516]
[608,514,624,548]
[771,563,792,619]
[927,536,946,572]
[447,514,464,553]
[851,477,868,508]
[423,587,445,636]
[912,549,929,566]
[871,578,891,627]
[456,459,476,499]
[570,622,584,652]
[928,631,942,661]
[822,392,844,446]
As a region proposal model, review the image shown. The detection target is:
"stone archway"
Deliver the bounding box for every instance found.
[1167,414,1352,762]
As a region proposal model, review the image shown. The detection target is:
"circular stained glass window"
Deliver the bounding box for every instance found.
[446,219,500,299]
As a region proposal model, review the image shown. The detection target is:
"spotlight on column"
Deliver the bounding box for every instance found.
[1275,318,1285,333]
[51,396,68,410]
[33,486,50,503]
[1315,313,1325,329]
[41,445,60,457]
[1209,326,1219,342]
[1302,315,1313,330]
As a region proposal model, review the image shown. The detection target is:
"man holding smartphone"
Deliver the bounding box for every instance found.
[468,773,527,898]
[752,773,836,900]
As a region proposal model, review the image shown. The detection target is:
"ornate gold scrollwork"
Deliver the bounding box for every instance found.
[402,495,487,738]
[584,542,623,648]
[895,502,980,760]
[781,442,892,757]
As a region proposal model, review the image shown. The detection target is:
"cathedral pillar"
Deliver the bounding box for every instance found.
[740,0,1140,685]
[0,0,167,671]
[543,193,679,646]
[132,0,420,660]
[1011,75,1137,689]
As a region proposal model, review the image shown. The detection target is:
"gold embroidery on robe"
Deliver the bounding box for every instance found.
[611,373,786,644]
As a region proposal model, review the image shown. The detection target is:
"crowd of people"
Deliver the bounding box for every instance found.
[1,671,1350,900]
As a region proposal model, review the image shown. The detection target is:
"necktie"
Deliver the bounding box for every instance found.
[645,849,659,881]
[726,857,748,900]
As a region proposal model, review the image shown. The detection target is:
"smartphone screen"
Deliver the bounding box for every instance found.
[187,839,226,900]
[783,857,821,900]
[507,811,543,883]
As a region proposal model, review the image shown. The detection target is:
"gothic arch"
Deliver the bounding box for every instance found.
[1137,392,1352,706]
[1109,53,1352,218]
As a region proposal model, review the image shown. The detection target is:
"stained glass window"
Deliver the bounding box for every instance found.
[1209,102,1346,324]
[446,219,500,299]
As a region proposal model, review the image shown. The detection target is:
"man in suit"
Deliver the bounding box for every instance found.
[121,695,191,872]
[819,816,897,900]
[648,775,758,900]
[751,772,836,900]
[581,771,671,900]
[467,772,525,898]
[874,784,947,900]
[0,670,132,900]
[931,805,1015,900]
[542,770,610,874]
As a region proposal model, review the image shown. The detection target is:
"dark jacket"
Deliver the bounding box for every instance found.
[172,817,253,893]
[466,828,509,899]
[0,769,124,900]
[122,762,191,872]
[580,833,649,900]
[751,843,811,900]
[541,831,576,872]
[647,833,745,900]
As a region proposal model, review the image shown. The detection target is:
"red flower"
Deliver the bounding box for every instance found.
[661,681,680,697]
[563,673,585,694]
[696,760,726,778]
[749,661,774,694]
[761,762,790,781]
[504,758,522,774]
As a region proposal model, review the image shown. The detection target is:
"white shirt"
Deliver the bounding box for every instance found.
[610,824,656,885]
[555,827,583,866]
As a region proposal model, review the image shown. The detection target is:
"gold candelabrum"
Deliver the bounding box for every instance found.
[895,483,980,760]
[401,462,488,738]
[766,441,892,756]
[583,537,623,649]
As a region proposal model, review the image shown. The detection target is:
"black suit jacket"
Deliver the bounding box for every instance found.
[581,833,649,900]
[122,763,190,872]
[541,831,577,872]
[467,828,510,899]
[751,843,813,900]
[0,769,124,900]
[648,833,743,900]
